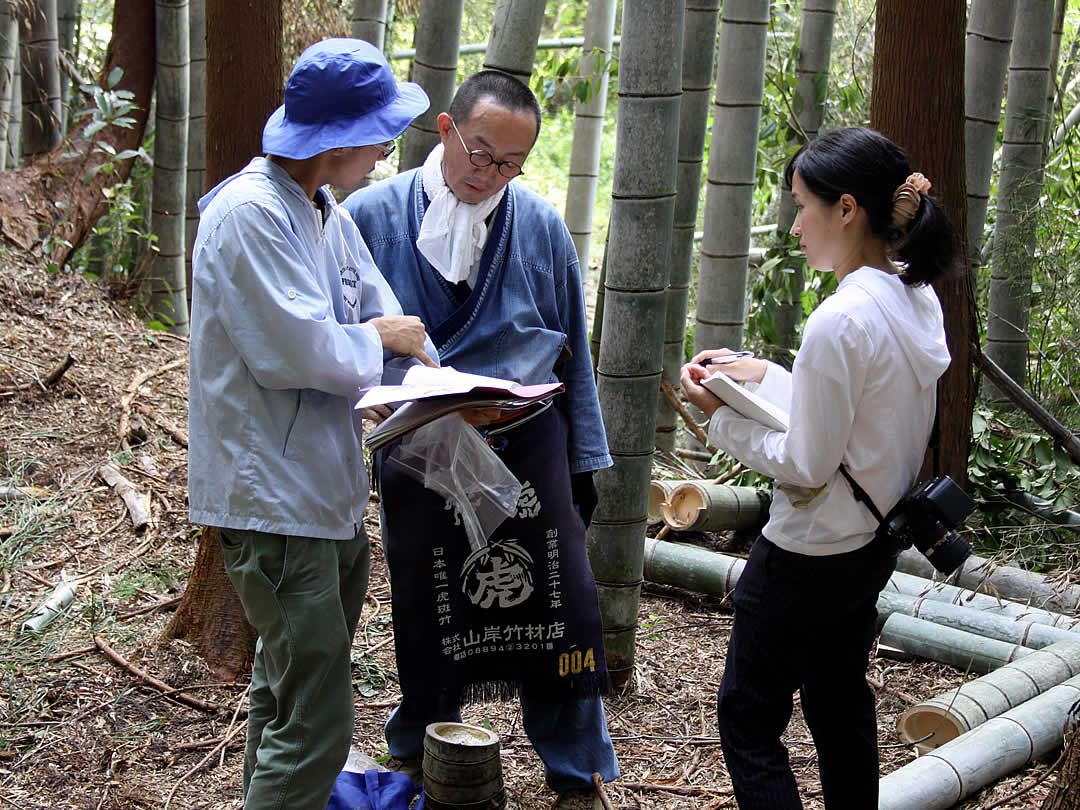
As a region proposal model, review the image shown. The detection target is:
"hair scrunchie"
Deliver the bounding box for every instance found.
[891,172,932,229]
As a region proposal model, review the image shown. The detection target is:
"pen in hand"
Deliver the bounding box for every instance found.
[701,351,754,366]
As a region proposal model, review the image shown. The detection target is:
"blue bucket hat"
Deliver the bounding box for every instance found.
[262,38,430,160]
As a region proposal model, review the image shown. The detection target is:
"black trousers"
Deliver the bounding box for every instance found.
[716,535,897,809]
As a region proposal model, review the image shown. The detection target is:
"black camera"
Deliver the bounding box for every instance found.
[879,475,975,575]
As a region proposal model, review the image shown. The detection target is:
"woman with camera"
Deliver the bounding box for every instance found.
[680,126,956,809]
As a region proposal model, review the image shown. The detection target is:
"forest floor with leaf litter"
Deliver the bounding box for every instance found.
[0,253,1067,809]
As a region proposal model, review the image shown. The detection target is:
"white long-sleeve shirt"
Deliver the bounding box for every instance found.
[708,267,951,556]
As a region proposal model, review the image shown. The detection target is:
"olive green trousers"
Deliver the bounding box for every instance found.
[220,526,371,810]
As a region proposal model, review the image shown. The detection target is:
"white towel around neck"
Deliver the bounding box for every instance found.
[416,143,505,285]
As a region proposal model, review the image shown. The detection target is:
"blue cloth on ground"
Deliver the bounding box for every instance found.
[326,769,423,810]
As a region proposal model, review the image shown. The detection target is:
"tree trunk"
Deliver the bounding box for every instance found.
[964,0,1017,268]
[163,0,282,679]
[165,528,258,681]
[204,0,281,190]
[351,0,389,51]
[148,0,189,336]
[184,0,205,307]
[56,0,76,130]
[397,0,464,172]
[563,0,617,271]
[984,0,1054,399]
[0,0,153,265]
[694,0,770,356]
[588,0,683,688]
[19,0,61,160]
[654,0,720,454]
[482,0,549,85]
[769,0,838,364]
[1043,726,1080,809]
[870,0,975,486]
[0,2,17,171]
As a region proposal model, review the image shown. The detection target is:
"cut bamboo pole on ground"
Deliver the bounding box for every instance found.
[879,674,1080,810]
[879,613,1035,676]
[662,481,768,532]
[895,640,1080,753]
[885,569,1080,631]
[895,546,1080,613]
[642,537,745,598]
[642,539,1080,637]
[877,590,1080,650]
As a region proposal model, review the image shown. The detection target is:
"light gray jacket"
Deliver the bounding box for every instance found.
[188,158,433,539]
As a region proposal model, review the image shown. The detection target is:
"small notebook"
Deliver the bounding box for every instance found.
[702,370,790,432]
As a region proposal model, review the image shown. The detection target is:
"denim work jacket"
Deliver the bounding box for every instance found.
[344,169,611,475]
[189,158,433,539]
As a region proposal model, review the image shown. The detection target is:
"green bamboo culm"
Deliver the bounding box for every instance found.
[563,0,617,272]
[482,0,548,85]
[768,0,837,364]
[398,0,465,172]
[351,0,390,51]
[694,0,770,356]
[964,0,1017,271]
[655,0,721,453]
[984,0,1054,399]
[587,0,685,689]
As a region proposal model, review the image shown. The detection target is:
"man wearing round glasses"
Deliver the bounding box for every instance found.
[344,70,618,809]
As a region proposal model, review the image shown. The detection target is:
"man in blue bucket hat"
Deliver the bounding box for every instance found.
[188,39,436,810]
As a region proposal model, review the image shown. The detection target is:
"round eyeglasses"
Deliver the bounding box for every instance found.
[449,117,524,179]
[375,140,396,158]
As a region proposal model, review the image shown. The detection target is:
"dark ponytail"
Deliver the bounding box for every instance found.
[892,192,960,285]
[784,127,961,286]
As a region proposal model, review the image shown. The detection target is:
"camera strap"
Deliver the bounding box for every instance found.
[837,464,885,523]
[837,383,941,526]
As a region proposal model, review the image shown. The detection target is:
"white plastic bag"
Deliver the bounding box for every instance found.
[389,413,522,552]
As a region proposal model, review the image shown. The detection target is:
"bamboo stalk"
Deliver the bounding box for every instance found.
[877,590,1080,650]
